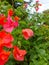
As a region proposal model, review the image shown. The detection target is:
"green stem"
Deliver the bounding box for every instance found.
[12,0,14,8]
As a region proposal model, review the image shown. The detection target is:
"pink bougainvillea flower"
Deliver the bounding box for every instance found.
[35,7,39,11]
[3,15,19,33]
[0,50,10,65]
[8,9,14,16]
[3,22,14,33]
[22,29,34,40]
[0,31,14,48]
[13,46,27,61]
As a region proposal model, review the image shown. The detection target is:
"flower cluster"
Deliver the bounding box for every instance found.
[0,9,34,65]
[35,0,42,11]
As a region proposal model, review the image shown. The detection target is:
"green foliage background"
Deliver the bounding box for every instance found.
[0,0,49,65]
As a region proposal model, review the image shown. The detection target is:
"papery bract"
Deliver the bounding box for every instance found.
[22,29,34,40]
[0,15,6,25]
[3,22,14,33]
[14,16,20,21]
[35,7,39,11]
[3,15,19,33]
[8,9,14,16]
[0,50,10,65]
[13,46,27,61]
[0,31,14,48]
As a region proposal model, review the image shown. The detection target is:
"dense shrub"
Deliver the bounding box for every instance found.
[0,0,49,65]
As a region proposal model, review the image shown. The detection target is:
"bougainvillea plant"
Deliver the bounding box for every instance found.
[0,9,34,65]
[1,0,49,65]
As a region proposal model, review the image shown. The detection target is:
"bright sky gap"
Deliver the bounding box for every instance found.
[25,0,49,13]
